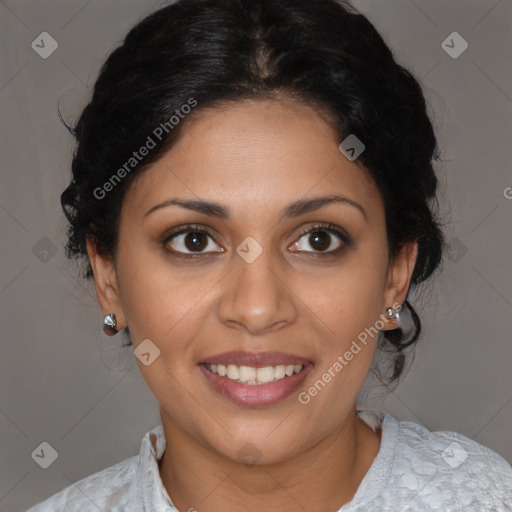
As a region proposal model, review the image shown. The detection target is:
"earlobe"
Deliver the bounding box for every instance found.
[382,242,418,328]
[85,236,126,331]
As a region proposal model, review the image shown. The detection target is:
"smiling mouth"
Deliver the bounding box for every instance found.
[203,363,308,385]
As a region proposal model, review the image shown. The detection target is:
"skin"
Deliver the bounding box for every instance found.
[87,97,417,512]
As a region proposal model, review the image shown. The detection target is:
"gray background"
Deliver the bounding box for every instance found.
[0,0,511,510]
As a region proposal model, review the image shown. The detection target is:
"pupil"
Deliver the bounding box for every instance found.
[310,230,330,251]
[185,232,206,251]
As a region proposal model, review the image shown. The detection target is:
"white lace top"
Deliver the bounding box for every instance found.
[27,410,512,511]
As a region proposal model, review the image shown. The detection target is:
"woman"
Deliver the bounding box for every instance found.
[28,0,512,510]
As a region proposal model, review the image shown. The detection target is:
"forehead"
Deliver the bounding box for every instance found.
[123,98,382,222]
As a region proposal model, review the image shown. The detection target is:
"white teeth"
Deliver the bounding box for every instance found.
[256,366,275,383]
[206,363,305,385]
[239,365,256,381]
[227,364,239,380]
[275,365,286,379]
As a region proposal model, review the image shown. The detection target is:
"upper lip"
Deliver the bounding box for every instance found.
[200,351,312,367]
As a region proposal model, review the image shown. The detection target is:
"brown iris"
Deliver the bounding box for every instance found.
[184,232,208,252]
[308,230,331,252]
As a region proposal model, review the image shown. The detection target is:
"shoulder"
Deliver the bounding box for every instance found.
[390,415,512,509]
[26,455,139,512]
[27,424,175,512]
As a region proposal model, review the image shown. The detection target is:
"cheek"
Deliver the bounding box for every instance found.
[116,240,215,343]
[116,250,214,415]
[296,273,383,423]
[291,248,387,408]
[299,250,387,345]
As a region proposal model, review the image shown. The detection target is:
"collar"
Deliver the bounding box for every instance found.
[136,410,395,511]
[138,424,177,511]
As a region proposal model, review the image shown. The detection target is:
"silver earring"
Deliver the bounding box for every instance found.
[385,306,400,320]
[103,313,118,336]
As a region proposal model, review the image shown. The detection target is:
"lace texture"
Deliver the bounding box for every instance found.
[27,410,512,511]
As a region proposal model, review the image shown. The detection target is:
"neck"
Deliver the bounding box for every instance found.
[158,408,382,512]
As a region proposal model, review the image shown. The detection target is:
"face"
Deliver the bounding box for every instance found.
[88,98,416,464]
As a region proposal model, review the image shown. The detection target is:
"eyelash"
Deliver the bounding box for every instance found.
[162,222,350,259]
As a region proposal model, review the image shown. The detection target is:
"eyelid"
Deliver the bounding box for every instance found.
[290,222,350,253]
[294,222,349,243]
[162,224,223,255]
[163,224,218,241]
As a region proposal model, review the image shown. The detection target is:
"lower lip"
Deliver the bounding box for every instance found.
[199,363,314,406]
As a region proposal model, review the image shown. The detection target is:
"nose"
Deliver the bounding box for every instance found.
[217,247,298,335]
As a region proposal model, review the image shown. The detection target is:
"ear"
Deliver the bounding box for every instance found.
[86,236,126,331]
[381,241,418,330]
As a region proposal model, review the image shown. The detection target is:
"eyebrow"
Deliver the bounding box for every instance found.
[143,194,367,223]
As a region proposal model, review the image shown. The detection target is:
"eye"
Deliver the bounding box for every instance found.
[163,225,224,257]
[290,223,349,254]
